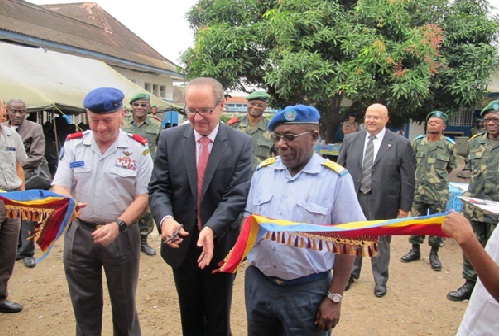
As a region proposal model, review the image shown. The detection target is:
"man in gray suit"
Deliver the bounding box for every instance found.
[337,103,415,298]
[149,77,253,336]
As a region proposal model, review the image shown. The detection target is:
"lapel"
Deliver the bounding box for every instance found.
[182,126,198,200]
[354,130,367,168]
[374,129,394,166]
[202,124,228,196]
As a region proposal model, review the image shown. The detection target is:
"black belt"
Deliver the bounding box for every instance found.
[258,267,329,287]
[77,219,107,230]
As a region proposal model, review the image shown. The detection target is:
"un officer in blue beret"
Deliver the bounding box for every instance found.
[52,87,153,335]
[243,105,366,335]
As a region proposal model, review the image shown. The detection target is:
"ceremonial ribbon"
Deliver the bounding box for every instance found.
[215,212,449,273]
[0,190,77,263]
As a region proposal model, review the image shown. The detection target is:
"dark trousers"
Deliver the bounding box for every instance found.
[0,202,21,302]
[172,228,234,336]
[463,220,497,282]
[64,219,141,336]
[351,192,391,286]
[17,219,36,258]
[245,266,331,336]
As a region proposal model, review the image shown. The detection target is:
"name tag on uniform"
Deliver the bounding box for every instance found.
[6,147,16,151]
[69,161,85,169]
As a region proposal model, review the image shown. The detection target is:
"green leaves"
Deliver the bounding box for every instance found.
[182,0,498,141]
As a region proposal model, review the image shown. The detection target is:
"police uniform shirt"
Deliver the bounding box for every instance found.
[244,153,366,280]
[52,130,153,223]
[0,124,28,190]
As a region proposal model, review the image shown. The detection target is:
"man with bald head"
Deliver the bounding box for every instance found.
[338,103,415,298]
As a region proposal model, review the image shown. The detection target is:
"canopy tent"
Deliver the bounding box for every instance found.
[0,42,181,114]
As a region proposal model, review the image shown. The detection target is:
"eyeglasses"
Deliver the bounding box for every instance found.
[271,131,312,143]
[185,103,219,116]
[132,103,148,108]
[364,115,382,121]
[482,118,499,124]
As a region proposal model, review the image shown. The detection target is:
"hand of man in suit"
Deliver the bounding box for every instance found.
[397,209,409,218]
[161,217,189,248]
[197,227,214,269]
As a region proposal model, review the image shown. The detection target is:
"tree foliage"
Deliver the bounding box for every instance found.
[182,0,498,142]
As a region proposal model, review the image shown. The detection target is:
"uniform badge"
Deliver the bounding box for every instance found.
[284,110,297,121]
[69,161,85,169]
[142,149,150,156]
[116,151,136,170]
[6,147,16,151]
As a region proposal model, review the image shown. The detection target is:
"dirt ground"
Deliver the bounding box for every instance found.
[1,158,472,336]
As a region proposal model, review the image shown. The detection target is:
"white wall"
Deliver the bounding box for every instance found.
[112,67,174,101]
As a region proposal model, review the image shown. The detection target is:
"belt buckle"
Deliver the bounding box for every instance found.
[273,278,285,286]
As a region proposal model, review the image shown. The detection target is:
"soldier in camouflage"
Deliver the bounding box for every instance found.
[400,111,457,272]
[447,100,499,302]
[121,93,161,256]
[228,90,274,168]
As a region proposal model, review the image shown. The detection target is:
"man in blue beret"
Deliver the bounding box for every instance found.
[228,90,274,167]
[122,92,161,256]
[448,99,498,302]
[52,87,153,334]
[400,111,457,272]
[243,105,366,335]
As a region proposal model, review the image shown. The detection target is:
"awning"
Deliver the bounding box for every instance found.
[0,42,181,114]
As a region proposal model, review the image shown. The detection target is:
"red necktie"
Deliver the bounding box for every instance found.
[197,136,211,230]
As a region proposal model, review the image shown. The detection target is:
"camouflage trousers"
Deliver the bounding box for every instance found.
[462,219,497,282]
[138,208,154,236]
[408,201,445,247]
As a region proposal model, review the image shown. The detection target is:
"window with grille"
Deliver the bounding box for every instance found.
[448,107,473,127]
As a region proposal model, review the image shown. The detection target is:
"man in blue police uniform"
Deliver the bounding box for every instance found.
[52,87,153,335]
[243,105,366,335]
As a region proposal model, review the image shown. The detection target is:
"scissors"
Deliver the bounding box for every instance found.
[163,224,183,244]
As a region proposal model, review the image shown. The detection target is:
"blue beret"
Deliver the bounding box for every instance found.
[130,92,150,104]
[426,110,448,122]
[246,91,270,101]
[481,100,499,117]
[83,87,124,114]
[268,105,320,132]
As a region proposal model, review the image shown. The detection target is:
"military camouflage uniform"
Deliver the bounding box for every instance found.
[229,115,274,168]
[462,132,499,282]
[410,135,457,246]
[121,115,160,236]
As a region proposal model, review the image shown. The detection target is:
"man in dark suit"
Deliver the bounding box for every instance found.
[337,103,415,298]
[148,77,253,336]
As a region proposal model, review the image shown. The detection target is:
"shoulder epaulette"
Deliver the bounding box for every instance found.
[129,133,149,145]
[256,157,276,170]
[66,131,84,140]
[445,136,455,144]
[469,132,484,142]
[414,135,425,141]
[322,159,348,176]
[227,117,239,125]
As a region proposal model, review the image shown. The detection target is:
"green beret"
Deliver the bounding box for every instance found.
[246,90,270,101]
[426,110,448,122]
[480,100,499,117]
[130,93,150,104]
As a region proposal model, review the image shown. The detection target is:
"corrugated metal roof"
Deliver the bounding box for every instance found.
[0,0,180,75]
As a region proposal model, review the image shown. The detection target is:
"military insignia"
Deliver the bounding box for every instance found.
[6,147,16,152]
[142,149,150,156]
[284,110,297,121]
[116,151,137,170]
[322,159,348,176]
[493,101,499,110]
[445,136,455,144]
[256,157,276,170]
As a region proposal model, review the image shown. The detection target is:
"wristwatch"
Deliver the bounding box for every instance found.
[327,292,343,303]
[115,219,128,233]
